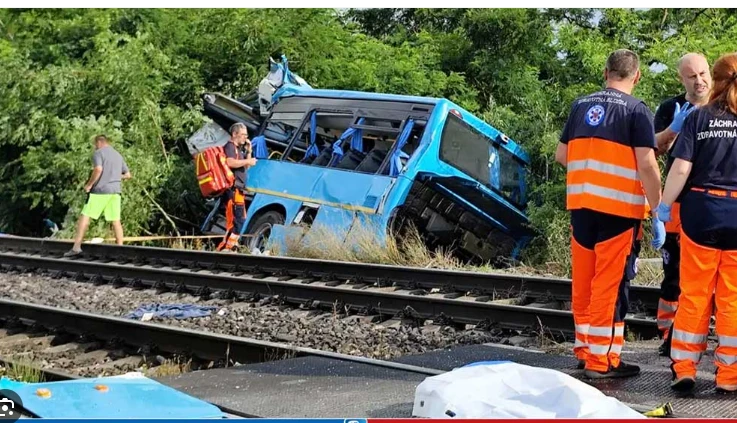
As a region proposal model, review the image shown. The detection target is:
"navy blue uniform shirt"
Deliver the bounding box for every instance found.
[223,141,247,189]
[560,88,656,150]
[672,106,737,190]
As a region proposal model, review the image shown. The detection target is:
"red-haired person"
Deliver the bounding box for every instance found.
[654,53,737,392]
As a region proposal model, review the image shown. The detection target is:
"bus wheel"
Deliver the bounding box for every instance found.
[247,211,285,253]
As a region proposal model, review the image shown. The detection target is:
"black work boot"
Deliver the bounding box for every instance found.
[584,362,641,379]
[671,375,696,392]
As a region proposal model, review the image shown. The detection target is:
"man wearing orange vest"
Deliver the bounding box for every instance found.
[556,49,665,379]
[217,122,257,252]
[652,53,711,356]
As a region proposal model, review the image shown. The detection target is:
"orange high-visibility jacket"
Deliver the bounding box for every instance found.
[560,88,657,220]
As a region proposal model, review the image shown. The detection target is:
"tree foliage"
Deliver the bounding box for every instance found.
[1,8,736,269]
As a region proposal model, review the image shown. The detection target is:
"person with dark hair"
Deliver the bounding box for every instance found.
[64,135,132,257]
[652,53,712,357]
[217,122,257,251]
[555,48,664,379]
[655,52,737,392]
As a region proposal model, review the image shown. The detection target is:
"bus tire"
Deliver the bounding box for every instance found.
[247,211,286,252]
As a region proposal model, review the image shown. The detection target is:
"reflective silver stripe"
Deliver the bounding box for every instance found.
[658,299,678,313]
[567,183,646,206]
[589,326,613,337]
[716,352,737,365]
[567,159,638,180]
[657,318,674,329]
[589,344,611,355]
[574,339,587,348]
[610,343,623,355]
[575,324,590,334]
[718,335,737,347]
[671,348,702,361]
[613,325,624,337]
[672,329,708,344]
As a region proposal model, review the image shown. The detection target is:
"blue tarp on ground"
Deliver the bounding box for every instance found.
[0,373,224,418]
[124,304,217,320]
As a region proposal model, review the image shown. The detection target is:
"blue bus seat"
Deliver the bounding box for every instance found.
[355,147,389,174]
[301,111,320,163]
[335,149,366,170]
[327,118,365,167]
[310,146,333,166]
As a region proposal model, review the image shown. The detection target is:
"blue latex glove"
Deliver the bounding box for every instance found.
[651,217,666,250]
[656,203,672,223]
[669,102,694,133]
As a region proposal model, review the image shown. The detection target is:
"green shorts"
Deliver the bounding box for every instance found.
[81,193,121,222]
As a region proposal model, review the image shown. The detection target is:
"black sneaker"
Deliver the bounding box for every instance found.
[584,362,640,379]
[671,376,696,392]
[576,360,585,370]
[63,249,82,258]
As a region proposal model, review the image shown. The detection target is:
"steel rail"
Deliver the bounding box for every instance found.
[0,251,660,339]
[0,236,661,311]
[0,298,442,376]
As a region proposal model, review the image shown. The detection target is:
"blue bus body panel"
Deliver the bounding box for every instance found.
[383,99,531,231]
[244,160,395,229]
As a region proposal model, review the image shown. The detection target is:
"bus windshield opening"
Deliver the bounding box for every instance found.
[439,113,527,207]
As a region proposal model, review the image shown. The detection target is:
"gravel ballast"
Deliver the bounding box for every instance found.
[0,271,501,361]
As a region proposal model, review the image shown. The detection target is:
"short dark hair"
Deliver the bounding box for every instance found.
[94,135,108,143]
[606,49,640,80]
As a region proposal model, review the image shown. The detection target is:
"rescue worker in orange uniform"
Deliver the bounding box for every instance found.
[653,53,712,356]
[654,53,737,392]
[556,49,665,379]
[217,123,257,251]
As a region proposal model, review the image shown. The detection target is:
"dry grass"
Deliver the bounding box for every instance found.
[535,317,568,355]
[631,258,664,287]
[273,220,463,270]
[144,357,192,378]
[263,348,298,362]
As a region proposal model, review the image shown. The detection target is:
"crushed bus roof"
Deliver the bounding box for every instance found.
[273,86,529,164]
[273,85,441,105]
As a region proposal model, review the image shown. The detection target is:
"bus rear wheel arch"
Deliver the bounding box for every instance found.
[246,210,286,253]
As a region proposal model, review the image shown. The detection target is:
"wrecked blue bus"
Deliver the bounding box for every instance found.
[187,57,534,264]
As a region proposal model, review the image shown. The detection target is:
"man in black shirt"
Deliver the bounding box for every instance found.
[217,122,257,251]
[652,53,712,356]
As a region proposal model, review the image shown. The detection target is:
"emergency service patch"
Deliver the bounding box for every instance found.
[585,105,605,126]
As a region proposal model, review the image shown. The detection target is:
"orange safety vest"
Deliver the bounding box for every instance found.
[566,137,648,220]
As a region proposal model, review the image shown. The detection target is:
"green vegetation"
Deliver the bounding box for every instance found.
[1,9,736,276]
[0,358,45,383]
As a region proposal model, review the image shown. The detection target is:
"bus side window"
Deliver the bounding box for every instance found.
[284,111,353,165]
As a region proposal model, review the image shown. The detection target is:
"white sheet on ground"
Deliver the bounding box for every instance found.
[412,361,645,419]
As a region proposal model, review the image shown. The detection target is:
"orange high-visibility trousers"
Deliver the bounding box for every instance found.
[217,188,247,252]
[671,231,737,388]
[571,209,640,372]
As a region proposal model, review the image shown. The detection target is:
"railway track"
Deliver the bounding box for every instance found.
[0,236,661,339]
[0,298,439,374]
[0,298,441,418]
